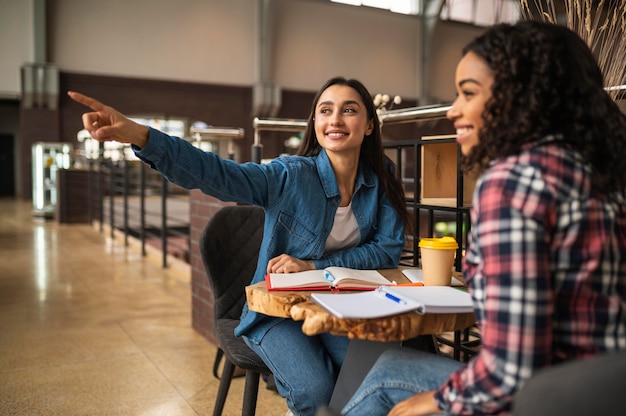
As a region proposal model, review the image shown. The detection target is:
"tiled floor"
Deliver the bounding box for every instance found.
[0,197,287,416]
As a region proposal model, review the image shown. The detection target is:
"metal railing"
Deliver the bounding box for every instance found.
[87,156,190,268]
[85,126,246,269]
[251,117,308,162]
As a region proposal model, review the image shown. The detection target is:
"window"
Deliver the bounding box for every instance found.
[441,0,520,26]
[331,0,521,25]
[331,0,421,15]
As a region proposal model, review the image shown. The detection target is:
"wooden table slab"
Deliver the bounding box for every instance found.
[245,268,476,342]
[290,300,475,342]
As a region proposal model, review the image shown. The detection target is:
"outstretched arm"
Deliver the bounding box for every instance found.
[68,91,150,148]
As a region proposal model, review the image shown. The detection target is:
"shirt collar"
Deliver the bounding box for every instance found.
[315,149,375,199]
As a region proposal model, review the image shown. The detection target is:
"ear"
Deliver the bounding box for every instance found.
[366,119,374,135]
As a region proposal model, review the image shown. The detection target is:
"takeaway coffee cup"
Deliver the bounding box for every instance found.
[418,236,458,286]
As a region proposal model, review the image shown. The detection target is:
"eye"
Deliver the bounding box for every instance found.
[461,90,475,98]
[343,107,356,113]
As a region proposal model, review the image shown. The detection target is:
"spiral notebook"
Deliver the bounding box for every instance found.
[311,285,473,319]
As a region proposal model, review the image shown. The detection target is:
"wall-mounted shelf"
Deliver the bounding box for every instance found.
[381,106,474,271]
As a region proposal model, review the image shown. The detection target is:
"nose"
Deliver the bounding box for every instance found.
[329,110,344,125]
[447,99,460,121]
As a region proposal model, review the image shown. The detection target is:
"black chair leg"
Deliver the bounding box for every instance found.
[242,371,261,416]
[212,348,225,379]
[213,360,236,416]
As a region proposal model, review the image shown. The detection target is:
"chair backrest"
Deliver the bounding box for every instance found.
[199,205,265,321]
[513,350,626,415]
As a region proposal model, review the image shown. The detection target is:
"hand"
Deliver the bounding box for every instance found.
[388,391,441,416]
[267,254,315,274]
[67,91,150,148]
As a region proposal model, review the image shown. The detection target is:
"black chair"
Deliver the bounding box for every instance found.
[199,205,271,416]
[513,350,626,415]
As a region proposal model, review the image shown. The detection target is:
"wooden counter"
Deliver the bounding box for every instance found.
[56,168,90,223]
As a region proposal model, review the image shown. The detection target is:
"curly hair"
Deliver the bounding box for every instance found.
[461,21,626,194]
[297,76,410,229]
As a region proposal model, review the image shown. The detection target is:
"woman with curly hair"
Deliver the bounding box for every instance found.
[339,20,626,416]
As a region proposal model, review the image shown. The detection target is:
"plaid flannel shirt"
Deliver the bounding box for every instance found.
[436,136,626,415]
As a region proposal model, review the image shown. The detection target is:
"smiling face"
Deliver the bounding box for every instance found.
[313,84,374,156]
[447,51,494,156]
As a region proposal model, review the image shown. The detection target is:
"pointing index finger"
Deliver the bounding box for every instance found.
[67,91,107,111]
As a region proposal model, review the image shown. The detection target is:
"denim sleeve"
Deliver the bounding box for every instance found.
[133,128,285,206]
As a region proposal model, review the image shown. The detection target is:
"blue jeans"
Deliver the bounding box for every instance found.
[243,319,350,416]
[341,347,463,416]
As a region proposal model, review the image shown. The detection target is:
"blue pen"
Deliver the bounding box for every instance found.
[384,292,406,305]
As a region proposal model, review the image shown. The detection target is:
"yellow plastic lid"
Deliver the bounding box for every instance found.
[418,236,458,250]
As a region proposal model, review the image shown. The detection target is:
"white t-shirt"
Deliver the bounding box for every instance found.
[325,202,360,252]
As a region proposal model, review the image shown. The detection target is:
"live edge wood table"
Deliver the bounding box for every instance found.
[245,268,476,410]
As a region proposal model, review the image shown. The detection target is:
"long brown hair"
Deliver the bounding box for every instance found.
[297,76,411,229]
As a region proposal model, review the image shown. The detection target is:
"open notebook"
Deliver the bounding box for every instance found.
[265,267,391,291]
[311,285,474,319]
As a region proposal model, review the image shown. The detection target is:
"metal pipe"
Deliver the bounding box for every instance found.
[378,104,451,126]
[252,117,308,155]
[252,117,307,132]
[189,126,245,140]
[252,104,452,139]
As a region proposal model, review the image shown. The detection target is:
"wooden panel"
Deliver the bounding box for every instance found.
[421,135,476,207]
[55,168,90,223]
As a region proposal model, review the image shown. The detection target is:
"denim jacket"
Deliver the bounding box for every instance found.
[135,128,405,340]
